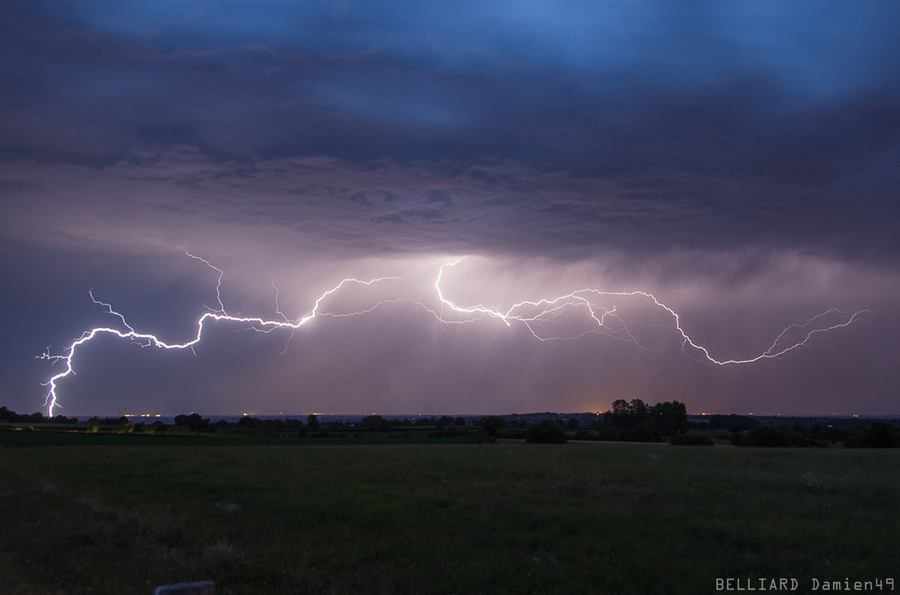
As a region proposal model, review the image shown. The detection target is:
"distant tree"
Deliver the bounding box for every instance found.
[86,416,100,433]
[707,414,759,433]
[238,416,265,430]
[817,426,850,444]
[626,422,659,443]
[524,419,567,444]
[735,426,826,448]
[846,423,900,448]
[649,401,688,437]
[265,418,287,431]
[435,415,455,429]
[454,417,466,427]
[670,433,714,446]
[284,418,304,431]
[306,414,319,430]
[598,427,625,441]
[427,426,470,438]
[174,413,210,432]
[358,415,390,431]
[607,399,631,429]
[567,418,580,429]
[480,416,508,437]
[149,420,169,434]
[605,399,650,430]
[739,426,788,447]
[0,406,14,422]
[574,429,599,441]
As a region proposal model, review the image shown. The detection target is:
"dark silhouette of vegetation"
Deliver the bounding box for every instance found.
[598,427,626,441]
[357,415,391,431]
[737,426,827,448]
[0,407,78,425]
[626,423,660,442]
[573,429,598,440]
[3,404,899,450]
[174,413,210,431]
[427,426,471,438]
[696,414,760,433]
[808,423,850,444]
[434,415,456,429]
[479,416,508,437]
[524,419,567,444]
[599,399,687,442]
[846,422,900,448]
[670,433,714,446]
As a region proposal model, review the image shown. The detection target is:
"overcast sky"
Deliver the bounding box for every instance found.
[2,0,898,416]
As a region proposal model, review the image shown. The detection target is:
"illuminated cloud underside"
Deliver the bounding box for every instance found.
[1,1,898,416]
[40,254,866,416]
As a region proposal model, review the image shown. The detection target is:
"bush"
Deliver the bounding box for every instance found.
[739,426,788,447]
[669,433,714,446]
[427,427,470,438]
[738,426,828,448]
[598,427,626,441]
[86,417,100,433]
[626,423,660,443]
[524,419,567,444]
[358,415,391,431]
[846,423,900,448]
[480,416,508,437]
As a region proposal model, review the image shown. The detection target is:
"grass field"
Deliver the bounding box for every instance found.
[0,434,897,594]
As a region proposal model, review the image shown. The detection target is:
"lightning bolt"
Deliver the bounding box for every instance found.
[431,260,868,363]
[38,255,868,416]
[39,255,403,416]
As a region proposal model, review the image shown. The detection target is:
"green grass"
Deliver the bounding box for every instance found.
[0,436,897,594]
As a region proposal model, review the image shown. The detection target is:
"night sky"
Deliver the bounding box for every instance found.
[2,1,899,417]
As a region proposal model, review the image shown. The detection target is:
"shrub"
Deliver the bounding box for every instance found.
[626,423,660,443]
[846,423,900,448]
[738,426,828,448]
[427,427,470,438]
[739,426,788,447]
[598,427,626,441]
[669,433,714,446]
[480,416,508,437]
[358,415,391,431]
[524,419,567,444]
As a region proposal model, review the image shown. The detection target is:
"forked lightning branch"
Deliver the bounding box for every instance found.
[38,254,867,416]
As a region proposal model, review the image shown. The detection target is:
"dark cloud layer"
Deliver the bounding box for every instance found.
[1,1,898,415]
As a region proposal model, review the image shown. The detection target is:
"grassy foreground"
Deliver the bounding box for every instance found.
[0,436,897,594]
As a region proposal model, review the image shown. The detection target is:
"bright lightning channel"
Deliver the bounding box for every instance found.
[38,256,867,416]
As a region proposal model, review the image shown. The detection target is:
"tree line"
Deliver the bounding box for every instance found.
[3,404,898,447]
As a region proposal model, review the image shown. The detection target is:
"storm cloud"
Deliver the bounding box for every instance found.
[1,0,898,415]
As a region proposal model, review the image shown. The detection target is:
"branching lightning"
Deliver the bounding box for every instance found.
[38,255,868,416]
